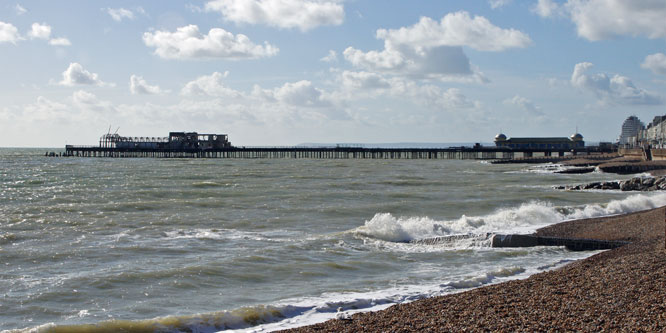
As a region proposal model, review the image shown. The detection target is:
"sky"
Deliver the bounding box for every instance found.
[1,0,666,147]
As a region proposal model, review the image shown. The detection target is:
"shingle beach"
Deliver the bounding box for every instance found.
[284,207,666,332]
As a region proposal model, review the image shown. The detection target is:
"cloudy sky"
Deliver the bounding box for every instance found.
[2,0,666,147]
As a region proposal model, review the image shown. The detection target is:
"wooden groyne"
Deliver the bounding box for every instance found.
[412,233,629,251]
[490,234,629,251]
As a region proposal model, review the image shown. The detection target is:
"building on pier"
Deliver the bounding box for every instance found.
[99,131,231,150]
[494,133,584,150]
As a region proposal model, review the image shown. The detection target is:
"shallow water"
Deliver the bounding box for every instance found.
[1,149,664,332]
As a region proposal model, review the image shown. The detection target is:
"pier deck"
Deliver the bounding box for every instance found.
[63,145,613,160]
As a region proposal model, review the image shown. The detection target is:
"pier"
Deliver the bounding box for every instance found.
[62,145,613,160]
[60,130,615,160]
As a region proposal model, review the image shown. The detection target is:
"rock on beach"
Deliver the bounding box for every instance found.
[555,175,666,191]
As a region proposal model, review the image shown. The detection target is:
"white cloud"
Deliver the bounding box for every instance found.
[341,71,391,91]
[72,90,115,113]
[376,12,531,52]
[135,7,146,16]
[404,84,481,111]
[532,0,564,18]
[28,22,51,39]
[489,0,512,9]
[15,4,27,15]
[571,62,662,105]
[0,21,21,44]
[49,37,71,46]
[182,73,336,116]
[320,50,338,62]
[130,75,166,95]
[503,95,543,115]
[343,12,529,81]
[22,96,69,121]
[106,8,135,22]
[255,80,332,107]
[204,0,344,31]
[59,63,110,87]
[181,71,241,97]
[27,22,70,46]
[142,25,279,60]
[565,0,666,41]
[333,70,482,113]
[642,53,666,76]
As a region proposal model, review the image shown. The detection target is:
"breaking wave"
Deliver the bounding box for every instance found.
[355,193,666,243]
[4,264,535,333]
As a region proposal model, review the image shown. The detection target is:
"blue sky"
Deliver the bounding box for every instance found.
[1,0,666,147]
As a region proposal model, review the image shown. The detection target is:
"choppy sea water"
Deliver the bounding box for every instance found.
[2,148,666,332]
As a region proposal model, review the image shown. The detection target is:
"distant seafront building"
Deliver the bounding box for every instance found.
[641,115,666,148]
[618,116,644,146]
[494,133,584,150]
[620,114,666,148]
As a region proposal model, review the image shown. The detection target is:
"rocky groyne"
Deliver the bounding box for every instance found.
[555,176,666,191]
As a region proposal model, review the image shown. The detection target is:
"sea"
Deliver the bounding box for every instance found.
[2,148,666,332]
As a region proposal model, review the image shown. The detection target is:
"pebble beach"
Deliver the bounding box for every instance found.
[284,207,666,332]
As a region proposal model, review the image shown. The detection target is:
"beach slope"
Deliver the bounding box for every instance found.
[284,207,666,332]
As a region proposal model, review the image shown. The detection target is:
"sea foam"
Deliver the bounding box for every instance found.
[356,193,666,243]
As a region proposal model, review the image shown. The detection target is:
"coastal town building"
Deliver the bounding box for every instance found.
[641,115,666,148]
[618,115,644,146]
[622,114,666,148]
[494,133,584,150]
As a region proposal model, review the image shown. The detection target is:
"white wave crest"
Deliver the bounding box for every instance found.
[446,266,526,289]
[356,193,666,243]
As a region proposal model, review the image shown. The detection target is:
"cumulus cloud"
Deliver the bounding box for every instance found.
[22,96,69,121]
[15,4,27,15]
[106,8,134,22]
[571,62,662,105]
[181,71,241,97]
[106,8,135,21]
[59,63,110,87]
[255,80,332,107]
[28,22,51,39]
[642,53,666,76]
[204,0,345,31]
[553,0,666,40]
[377,12,531,52]
[130,75,166,95]
[72,90,116,113]
[489,0,512,9]
[182,72,335,112]
[343,12,529,80]
[340,71,391,91]
[320,50,338,62]
[26,22,70,46]
[0,21,21,44]
[503,95,543,115]
[333,70,482,113]
[532,0,564,18]
[143,25,278,60]
[49,37,71,46]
